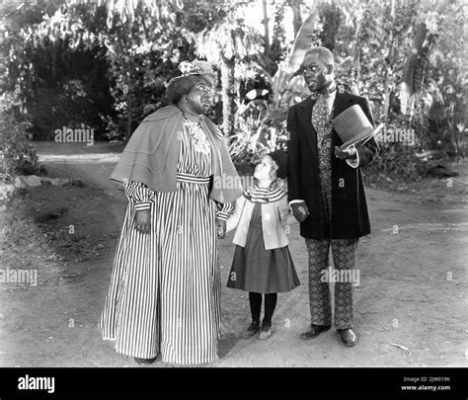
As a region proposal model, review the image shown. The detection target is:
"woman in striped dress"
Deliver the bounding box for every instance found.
[101,60,242,365]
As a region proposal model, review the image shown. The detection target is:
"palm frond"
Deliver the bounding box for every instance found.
[286,11,319,74]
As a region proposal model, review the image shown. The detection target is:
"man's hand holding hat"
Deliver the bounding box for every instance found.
[334,145,357,160]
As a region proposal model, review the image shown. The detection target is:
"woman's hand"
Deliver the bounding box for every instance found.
[216,219,226,239]
[134,209,151,234]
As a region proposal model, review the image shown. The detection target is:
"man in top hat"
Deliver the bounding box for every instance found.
[287,46,378,346]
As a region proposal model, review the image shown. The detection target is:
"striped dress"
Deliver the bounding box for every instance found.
[101,118,232,365]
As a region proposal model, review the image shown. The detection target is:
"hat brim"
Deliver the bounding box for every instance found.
[166,73,215,90]
[339,124,385,149]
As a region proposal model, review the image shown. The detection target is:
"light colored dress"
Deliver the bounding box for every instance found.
[101,119,232,365]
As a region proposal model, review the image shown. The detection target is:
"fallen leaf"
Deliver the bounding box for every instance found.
[390,343,410,353]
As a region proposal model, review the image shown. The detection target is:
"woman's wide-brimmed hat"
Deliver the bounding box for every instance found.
[166,60,216,91]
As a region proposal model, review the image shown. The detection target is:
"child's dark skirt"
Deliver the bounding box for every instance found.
[227,203,300,293]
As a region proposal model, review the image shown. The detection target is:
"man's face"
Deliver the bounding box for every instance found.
[301,54,333,92]
[185,79,214,115]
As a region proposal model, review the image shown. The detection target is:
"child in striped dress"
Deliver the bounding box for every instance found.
[226,150,300,340]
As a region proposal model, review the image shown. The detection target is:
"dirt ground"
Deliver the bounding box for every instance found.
[0,141,467,368]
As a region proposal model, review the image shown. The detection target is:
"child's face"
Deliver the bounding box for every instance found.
[254,156,277,182]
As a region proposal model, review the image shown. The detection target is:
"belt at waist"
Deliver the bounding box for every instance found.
[176,172,211,185]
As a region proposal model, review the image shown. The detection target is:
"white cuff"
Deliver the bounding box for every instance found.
[289,199,305,206]
[134,202,151,211]
[216,212,229,221]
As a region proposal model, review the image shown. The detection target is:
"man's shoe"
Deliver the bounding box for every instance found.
[337,328,357,347]
[241,321,260,338]
[300,324,331,340]
[134,356,158,365]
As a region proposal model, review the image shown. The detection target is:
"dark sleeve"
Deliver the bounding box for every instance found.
[355,97,379,167]
[287,107,303,202]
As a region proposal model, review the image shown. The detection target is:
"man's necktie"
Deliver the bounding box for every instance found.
[310,82,337,101]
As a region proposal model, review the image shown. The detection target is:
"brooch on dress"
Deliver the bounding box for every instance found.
[185,120,211,155]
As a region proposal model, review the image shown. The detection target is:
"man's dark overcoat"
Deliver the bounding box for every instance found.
[287,90,379,239]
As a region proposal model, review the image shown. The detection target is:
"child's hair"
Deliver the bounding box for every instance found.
[267,150,288,179]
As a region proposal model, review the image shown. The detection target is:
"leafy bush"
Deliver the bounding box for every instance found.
[0,114,42,180]
[229,100,288,172]
[364,142,428,183]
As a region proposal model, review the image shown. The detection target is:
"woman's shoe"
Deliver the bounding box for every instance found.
[258,323,272,340]
[134,356,158,365]
[241,321,260,338]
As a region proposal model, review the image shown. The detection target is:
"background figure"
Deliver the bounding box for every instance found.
[287,47,378,347]
[101,60,242,365]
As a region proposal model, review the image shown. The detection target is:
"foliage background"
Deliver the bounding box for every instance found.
[0,0,465,180]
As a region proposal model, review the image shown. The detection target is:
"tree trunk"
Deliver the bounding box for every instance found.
[126,82,132,139]
[290,2,302,37]
[401,22,428,97]
[319,4,342,51]
[352,11,362,94]
[262,0,270,56]
[220,57,236,137]
[382,0,396,122]
[402,0,450,96]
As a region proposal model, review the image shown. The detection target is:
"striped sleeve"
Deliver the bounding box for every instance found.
[125,181,155,211]
[216,202,233,221]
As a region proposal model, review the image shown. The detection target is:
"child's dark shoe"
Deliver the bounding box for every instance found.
[258,323,272,340]
[241,321,260,338]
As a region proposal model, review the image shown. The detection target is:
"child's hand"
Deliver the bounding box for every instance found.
[284,213,298,226]
[217,219,226,239]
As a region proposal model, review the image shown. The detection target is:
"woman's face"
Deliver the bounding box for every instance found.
[184,79,214,115]
[254,156,277,181]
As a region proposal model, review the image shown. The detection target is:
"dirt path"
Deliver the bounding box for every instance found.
[0,142,467,367]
